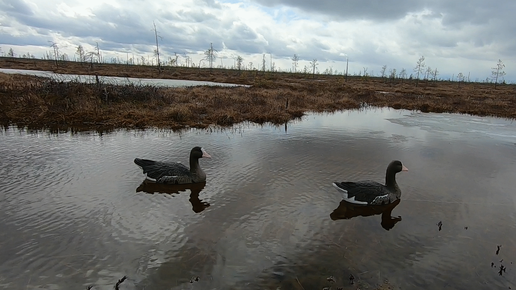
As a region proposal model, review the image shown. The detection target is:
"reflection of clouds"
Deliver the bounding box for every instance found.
[295,109,429,147]
[3,108,516,289]
[389,111,516,143]
[0,68,245,87]
[170,109,516,289]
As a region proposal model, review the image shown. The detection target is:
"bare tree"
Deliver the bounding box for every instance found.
[457,72,464,87]
[204,43,216,70]
[95,42,102,63]
[389,68,397,80]
[183,53,191,67]
[49,41,60,67]
[76,45,85,63]
[425,67,432,80]
[345,57,349,81]
[491,59,506,88]
[414,55,425,86]
[153,21,161,71]
[270,53,274,72]
[362,67,368,77]
[323,66,333,75]
[310,59,318,78]
[166,56,175,66]
[380,65,387,78]
[432,68,439,81]
[399,68,407,79]
[236,55,243,70]
[85,44,101,68]
[262,54,266,72]
[172,53,179,66]
[7,47,14,57]
[292,54,299,73]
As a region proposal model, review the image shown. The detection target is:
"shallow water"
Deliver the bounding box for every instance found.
[0,68,246,87]
[1,108,516,290]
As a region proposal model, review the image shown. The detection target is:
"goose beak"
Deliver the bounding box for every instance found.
[201,148,212,158]
[402,165,408,172]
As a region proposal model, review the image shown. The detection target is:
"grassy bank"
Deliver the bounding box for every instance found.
[1,58,515,132]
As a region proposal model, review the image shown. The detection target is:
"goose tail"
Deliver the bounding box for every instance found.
[134,158,156,168]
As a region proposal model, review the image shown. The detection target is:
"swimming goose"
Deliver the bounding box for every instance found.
[134,146,211,184]
[333,160,408,205]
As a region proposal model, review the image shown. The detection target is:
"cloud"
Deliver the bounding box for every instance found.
[251,0,425,21]
[0,0,514,82]
[0,0,34,16]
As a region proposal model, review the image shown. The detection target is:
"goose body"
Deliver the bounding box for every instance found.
[333,160,408,205]
[134,147,211,184]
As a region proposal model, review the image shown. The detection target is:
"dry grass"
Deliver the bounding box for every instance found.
[1,58,515,132]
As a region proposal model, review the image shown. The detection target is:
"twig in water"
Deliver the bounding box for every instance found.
[189,276,200,283]
[26,275,31,290]
[496,245,501,255]
[115,276,127,290]
[499,265,506,276]
[295,277,305,290]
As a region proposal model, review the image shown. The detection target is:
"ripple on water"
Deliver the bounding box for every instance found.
[2,109,516,289]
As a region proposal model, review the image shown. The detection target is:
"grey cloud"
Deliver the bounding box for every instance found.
[251,0,516,27]
[222,23,269,54]
[195,0,222,9]
[165,9,221,23]
[0,0,34,16]
[251,0,426,21]
[0,0,514,82]
[0,33,48,47]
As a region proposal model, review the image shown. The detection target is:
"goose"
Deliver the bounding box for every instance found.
[134,146,211,184]
[333,160,408,205]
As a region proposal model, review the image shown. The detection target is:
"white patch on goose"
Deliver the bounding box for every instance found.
[332,183,368,205]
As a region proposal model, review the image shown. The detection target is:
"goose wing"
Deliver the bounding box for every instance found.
[134,158,190,180]
[333,181,391,205]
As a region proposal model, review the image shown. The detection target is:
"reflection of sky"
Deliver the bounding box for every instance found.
[2,109,516,289]
[296,109,516,145]
[0,68,245,87]
[295,108,429,140]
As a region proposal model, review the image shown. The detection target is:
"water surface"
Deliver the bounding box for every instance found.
[0,68,246,87]
[1,109,516,289]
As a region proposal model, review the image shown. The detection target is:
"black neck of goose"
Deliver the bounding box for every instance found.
[190,157,200,173]
[385,170,398,190]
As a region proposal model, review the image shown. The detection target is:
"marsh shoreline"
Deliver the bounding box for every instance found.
[1,57,514,132]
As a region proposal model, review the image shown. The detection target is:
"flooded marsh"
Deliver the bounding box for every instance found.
[1,109,516,289]
[2,58,516,132]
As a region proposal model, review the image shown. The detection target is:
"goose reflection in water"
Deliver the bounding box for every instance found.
[330,199,402,231]
[136,180,210,213]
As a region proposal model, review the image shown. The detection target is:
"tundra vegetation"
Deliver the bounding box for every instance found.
[0,57,514,133]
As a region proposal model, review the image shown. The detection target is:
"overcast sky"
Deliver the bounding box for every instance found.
[0,0,514,82]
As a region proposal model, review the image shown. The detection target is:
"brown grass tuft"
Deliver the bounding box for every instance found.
[1,57,516,131]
